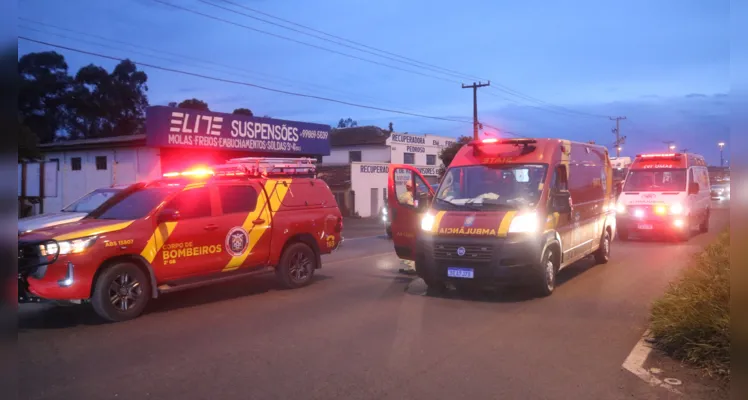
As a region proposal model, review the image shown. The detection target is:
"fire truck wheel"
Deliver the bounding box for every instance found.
[276,242,317,289]
[91,262,151,322]
[534,247,558,297]
[593,230,611,264]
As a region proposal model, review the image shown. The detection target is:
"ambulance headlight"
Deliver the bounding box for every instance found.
[508,212,539,234]
[421,213,435,231]
[616,203,626,214]
[670,203,684,215]
[41,236,97,256]
[382,208,388,215]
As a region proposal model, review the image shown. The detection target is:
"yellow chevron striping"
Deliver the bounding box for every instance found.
[431,211,446,233]
[497,211,517,237]
[140,222,178,264]
[223,179,292,271]
[54,220,135,241]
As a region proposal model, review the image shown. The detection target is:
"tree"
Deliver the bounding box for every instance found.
[388,122,393,132]
[18,51,72,143]
[437,136,472,178]
[337,117,358,128]
[65,59,149,139]
[18,115,41,161]
[232,108,253,116]
[178,98,209,111]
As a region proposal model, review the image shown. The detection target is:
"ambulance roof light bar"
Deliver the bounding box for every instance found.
[636,153,682,159]
[469,138,537,146]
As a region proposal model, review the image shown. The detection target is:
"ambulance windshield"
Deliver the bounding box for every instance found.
[435,164,548,210]
[623,169,687,192]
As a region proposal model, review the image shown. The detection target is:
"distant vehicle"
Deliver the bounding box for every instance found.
[616,152,711,241]
[710,181,730,200]
[387,138,616,296]
[18,186,127,235]
[18,157,343,322]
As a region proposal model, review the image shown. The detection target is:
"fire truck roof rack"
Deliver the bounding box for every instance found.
[214,157,317,178]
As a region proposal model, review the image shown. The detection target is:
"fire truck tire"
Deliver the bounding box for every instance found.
[533,247,558,297]
[91,262,151,322]
[593,229,611,264]
[276,242,317,289]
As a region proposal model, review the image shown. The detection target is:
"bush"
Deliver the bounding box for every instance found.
[650,231,730,380]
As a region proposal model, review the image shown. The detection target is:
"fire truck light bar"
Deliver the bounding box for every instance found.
[637,153,680,159]
[215,157,317,178]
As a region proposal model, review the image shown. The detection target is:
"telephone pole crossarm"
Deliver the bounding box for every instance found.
[463,81,491,140]
[609,116,627,157]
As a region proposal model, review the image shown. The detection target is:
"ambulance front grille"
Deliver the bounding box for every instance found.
[432,244,493,263]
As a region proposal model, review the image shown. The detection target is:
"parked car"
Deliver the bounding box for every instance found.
[18,185,128,235]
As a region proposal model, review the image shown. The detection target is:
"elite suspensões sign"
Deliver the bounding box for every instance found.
[146,106,331,156]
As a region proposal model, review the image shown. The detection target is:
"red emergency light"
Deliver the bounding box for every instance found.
[469,138,537,156]
[162,167,215,179]
[637,153,681,159]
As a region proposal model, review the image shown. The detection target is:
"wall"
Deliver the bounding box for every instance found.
[42,146,161,213]
[386,133,455,166]
[350,162,439,218]
[322,145,391,164]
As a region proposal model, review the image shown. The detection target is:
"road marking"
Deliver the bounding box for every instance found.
[622,330,683,395]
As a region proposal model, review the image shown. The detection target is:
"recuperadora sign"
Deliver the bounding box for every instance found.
[146,106,331,156]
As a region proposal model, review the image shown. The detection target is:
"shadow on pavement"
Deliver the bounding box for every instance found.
[18,274,333,330]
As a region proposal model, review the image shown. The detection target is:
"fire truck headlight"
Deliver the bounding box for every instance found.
[42,236,97,256]
[670,203,684,215]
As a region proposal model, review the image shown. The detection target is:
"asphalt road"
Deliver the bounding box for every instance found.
[18,201,729,400]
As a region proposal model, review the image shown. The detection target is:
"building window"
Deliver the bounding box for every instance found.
[403,153,415,165]
[95,156,107,170]
[426,154,436,165]
[349,151,362,162]
[71,157,82,171]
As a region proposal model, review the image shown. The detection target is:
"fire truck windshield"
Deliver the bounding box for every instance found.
[435,164,548,210]
[88,187,178,220]
[623,169,687,192]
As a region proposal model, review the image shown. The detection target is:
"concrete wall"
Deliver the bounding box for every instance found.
[322,145,390,164]
[350,162,438,218]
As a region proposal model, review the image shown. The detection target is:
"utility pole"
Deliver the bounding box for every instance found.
[462,81,491,140]
[609,116,626,157]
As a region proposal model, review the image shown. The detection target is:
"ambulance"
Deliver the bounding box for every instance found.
[387,138,616,296]
[616,152,711,241]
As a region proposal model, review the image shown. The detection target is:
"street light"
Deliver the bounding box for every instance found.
[669,145,676,151]
[718,142,725,167]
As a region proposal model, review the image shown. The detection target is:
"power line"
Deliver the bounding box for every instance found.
[18,19,428,114]
[198,0,476,82]
[19,36,476,125]
[149,0,461,84]
[200,0,608,120]
[211,0,486,82]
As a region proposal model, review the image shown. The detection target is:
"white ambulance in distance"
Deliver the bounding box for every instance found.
[615,153,711,241]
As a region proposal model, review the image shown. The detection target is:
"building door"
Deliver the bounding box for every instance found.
[370,188,379,217]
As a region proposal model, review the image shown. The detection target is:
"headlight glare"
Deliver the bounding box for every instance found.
[670,203,684,215]
[508,212,539,233]
[421,213,435,231]
[41,236,97,256]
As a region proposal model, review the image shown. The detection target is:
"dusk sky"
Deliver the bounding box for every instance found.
[18,0,730,164]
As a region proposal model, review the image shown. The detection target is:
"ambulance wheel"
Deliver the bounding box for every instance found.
[699,210,710,233]
[534,247,558,297]
[91,262,150,322]
[594,230,611,264]
[276,242,316,289]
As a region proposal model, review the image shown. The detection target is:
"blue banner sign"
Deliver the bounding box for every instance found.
[146,106,331,156]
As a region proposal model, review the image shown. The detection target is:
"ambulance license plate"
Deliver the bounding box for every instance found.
[637,224,653,230]
[447,267,474,279]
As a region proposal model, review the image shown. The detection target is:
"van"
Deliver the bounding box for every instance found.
[387,138,616,296]
[616,152,710,241]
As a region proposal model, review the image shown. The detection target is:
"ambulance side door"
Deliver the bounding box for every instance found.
[387,164,435,261]
[549,164,575,261]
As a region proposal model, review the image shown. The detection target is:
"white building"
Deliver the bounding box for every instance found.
[317,127,456,218]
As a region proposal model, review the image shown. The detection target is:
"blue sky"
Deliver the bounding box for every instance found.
[18,0,730,164]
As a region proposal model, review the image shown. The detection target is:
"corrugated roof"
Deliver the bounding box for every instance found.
[330,126,390,147]
[316,164,351,189]
[38,134,147,151]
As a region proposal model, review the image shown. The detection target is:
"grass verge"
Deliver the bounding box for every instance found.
[650,230,730,381]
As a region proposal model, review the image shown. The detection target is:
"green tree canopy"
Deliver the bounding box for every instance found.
[232,108,253,116]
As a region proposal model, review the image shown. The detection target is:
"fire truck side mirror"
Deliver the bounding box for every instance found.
[158,208,181,224]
